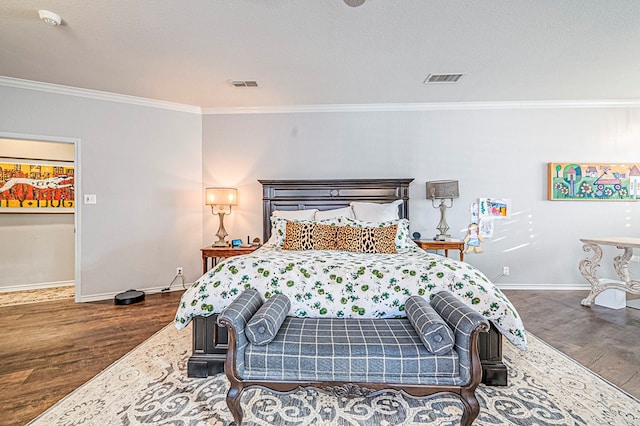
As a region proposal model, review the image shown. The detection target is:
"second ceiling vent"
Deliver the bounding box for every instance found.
[228,80,259,88]
[423,74,464,84]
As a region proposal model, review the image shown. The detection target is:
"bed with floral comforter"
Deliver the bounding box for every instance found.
[174,245,527,350]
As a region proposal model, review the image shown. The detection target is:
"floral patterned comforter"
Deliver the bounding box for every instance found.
[174,246,527,350]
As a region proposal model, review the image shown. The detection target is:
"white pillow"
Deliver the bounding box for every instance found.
[272,209,318,220]
[314,206,355,221]
[350,200,402,222]
[267,209,319,245]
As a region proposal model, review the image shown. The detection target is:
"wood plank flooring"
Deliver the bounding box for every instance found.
[0,290,185,426]
[503,290,640,400]
[0,289,638,425]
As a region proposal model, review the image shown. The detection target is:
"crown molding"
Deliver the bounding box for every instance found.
[0,76,201,114]
[202,99,640,115]
[3,76,640,115]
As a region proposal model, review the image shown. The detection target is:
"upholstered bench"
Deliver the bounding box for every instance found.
[218,289,489,426]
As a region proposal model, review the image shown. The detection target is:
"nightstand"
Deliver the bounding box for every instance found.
[413,240,465,262]
[201,245,259,274]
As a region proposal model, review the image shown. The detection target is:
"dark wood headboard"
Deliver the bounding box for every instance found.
[259,178,414,242]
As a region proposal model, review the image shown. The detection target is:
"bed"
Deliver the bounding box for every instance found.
[175,178,521,385]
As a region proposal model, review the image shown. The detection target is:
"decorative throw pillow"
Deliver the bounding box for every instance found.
[282,221,315,250]
[343,217,413,249]
[359,225,398,253]
[373,225,398,253]
[311,224,338,250]
[268,216,347,247]
[246,293,291,345]
[334,224,397,253]
[405,295,455,355]
[335,225,362,252]
[350,200,402,222]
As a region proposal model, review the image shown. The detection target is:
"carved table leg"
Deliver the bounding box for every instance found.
[613,247,633,283]
[579,243,604,306]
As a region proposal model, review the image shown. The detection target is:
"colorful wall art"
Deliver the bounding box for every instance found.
[548,162,640,201]
[0,159,75,212]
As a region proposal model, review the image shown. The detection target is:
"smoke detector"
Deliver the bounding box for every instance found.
[344,0,366,7]
[38,10,62,26]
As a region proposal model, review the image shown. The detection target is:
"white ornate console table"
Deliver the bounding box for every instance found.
[579,237,640,308]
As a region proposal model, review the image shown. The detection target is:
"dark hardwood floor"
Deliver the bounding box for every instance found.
[0,289,638,425]
[0,290,185,426]
[503,290,640,400]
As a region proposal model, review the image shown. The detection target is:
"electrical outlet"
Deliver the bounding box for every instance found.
[632,255,640,263]
[176,267,183,276]
[502,266,510,276]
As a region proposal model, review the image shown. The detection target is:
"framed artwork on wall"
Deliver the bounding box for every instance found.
[0,158,75,213]
[548,162,640,201]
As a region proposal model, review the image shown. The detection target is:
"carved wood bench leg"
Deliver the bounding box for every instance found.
[226,382,244,426]
[460,389,480,426]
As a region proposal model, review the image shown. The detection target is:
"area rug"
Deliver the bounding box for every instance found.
[0,285,74,307]
[28,324,640,426]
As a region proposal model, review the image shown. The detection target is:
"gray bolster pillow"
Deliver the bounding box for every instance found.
[405,295,455,354]
[246,293,291,345]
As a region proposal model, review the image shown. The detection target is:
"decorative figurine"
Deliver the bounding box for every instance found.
[463,222,484,254]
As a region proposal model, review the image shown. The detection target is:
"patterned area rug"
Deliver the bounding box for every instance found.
[28,324,640,426]
[0,285,74,307]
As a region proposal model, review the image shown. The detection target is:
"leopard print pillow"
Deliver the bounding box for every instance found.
[312,224,338,250]
[336,224,397,253]
[336,225,362,252]
[282,221,315,250]
[282,221,339,250]
[373,224,398,253]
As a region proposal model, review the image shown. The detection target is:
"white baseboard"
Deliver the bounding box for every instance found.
[9,280,586,301]
[496,282,591,290]
[78,284,189,303]
[0,280,75,293]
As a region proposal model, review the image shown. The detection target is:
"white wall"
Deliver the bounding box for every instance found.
[0,85,203,300]
[0,139,75,291]
[202,107,640,287]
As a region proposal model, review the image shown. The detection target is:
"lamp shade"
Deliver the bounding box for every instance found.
[205,187,238,206]
[426,180,459,199]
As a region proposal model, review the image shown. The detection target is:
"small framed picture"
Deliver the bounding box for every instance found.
[231,239,242,247]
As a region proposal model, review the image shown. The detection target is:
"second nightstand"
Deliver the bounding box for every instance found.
[201,245,259,274]
[413,240,465,262]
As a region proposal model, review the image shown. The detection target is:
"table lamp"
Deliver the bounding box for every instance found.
[426,180,459,241]
[206,187,238,247]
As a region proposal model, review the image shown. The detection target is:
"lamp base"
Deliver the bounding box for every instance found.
[212,240,228,247]
[434,234,451,241]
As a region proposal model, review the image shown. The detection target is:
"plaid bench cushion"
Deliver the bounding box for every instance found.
[244,317,461,385]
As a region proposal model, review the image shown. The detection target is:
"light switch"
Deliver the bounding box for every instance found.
[84,194,97,204]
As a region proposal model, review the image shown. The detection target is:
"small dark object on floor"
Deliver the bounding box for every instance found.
[114,289,145,305]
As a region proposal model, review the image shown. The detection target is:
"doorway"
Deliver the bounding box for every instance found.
[0,132,80,301]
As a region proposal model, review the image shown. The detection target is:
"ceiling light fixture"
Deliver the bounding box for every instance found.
[343,0,366,7]
[38,10,62,26]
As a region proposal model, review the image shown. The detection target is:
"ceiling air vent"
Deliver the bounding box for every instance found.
[423,74,464,84]
[228,80,259,87]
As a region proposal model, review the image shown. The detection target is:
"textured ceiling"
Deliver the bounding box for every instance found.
[1,0,640,108]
